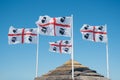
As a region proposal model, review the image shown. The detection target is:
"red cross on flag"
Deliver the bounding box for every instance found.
[49,40,72,54]
[8,26,37,44]
[36,15,71,37]
[80,24,107,43]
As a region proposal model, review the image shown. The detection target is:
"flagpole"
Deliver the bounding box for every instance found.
[106,24,110,79]
[71,14,74,80]
[36,27,39,77]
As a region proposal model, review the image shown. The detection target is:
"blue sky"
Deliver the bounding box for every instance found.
[0,0,120,80]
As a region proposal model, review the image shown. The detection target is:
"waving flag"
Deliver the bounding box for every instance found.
[80,24,107,43]
[8,26,37,44]
[36,15,71,37]
[49,40,72,54]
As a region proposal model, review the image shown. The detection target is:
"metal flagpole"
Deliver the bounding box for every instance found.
[36,27,39,77]
[106,24,110,79]
[71,14,74,80]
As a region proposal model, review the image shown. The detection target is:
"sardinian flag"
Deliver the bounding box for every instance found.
[49,40,72,54]
[36,15,71,37]
[8,26,37,44]
[80,24,107,43]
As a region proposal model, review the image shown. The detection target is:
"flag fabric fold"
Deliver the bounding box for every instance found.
[80,24,107,43]
[8,26,37,44]
[49,40,72,54]
[36,15,71,37]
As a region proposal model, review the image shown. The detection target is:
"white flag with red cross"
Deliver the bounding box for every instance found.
[36,15,71,37]
[8,26,37,44]
[80,24,107,43]
[49,40,72,54]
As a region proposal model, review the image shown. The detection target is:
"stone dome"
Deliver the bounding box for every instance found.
[35,60,108,80]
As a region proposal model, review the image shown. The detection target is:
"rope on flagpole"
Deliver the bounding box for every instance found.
[36,27,39,77]
[106,24,110,79]
[71,14,74,80]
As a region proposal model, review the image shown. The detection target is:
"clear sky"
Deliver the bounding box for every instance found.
[0,0,120,80]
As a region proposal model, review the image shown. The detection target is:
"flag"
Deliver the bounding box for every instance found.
[36,15,71,37]
[8,26,37,44]
[49,40,72,54]
[80,24,107,43]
